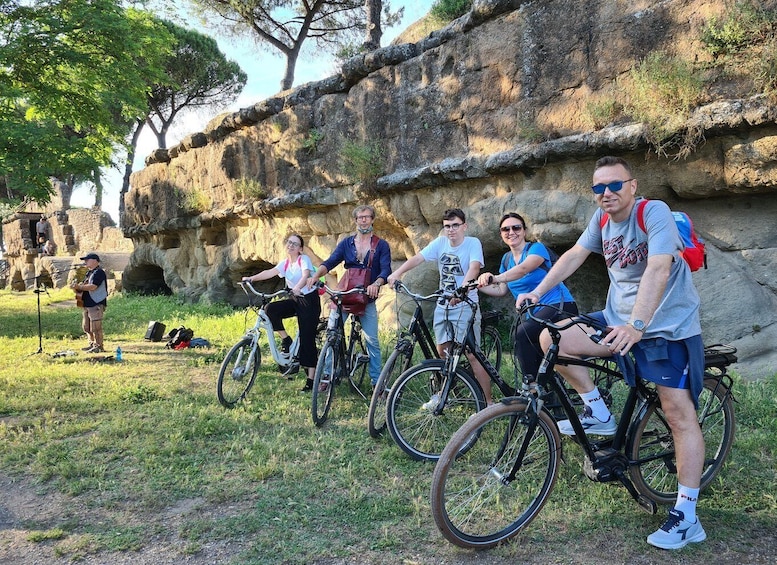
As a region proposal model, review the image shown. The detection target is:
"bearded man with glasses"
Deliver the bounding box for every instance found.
[517,155,707,550]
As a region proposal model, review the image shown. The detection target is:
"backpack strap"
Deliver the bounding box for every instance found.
[598,199,650,233]
[365,235,378,269]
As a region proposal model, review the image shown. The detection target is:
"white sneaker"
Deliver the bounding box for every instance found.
[557,406,616,436]
[647,508,706,549]
[421,393,441,411]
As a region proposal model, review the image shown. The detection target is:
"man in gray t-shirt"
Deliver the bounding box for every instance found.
[518,156,706,551]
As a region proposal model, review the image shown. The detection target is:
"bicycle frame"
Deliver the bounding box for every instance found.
[318,283,372,398]
[391,282,440,363]
[432,291,513,415]
[239,281,299,368]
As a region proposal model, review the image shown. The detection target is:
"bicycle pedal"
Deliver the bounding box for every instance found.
[356,354,370,364]
[282,362,300,378]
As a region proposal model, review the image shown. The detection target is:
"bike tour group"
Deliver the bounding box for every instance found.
[219,156,737,552]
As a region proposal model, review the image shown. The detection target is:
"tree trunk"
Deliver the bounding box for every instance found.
[120,119,145,227]
[55,175,74,210]
[281,49,300,91]
[92,168,103,209]
[363,0,383,50]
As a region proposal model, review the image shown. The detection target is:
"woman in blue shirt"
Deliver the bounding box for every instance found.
[479,213,578,382]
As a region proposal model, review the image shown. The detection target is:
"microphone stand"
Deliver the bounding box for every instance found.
[31,276,50,355]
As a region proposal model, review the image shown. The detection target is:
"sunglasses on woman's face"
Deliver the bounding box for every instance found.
[500,225,523,233]
[591,178,634,195]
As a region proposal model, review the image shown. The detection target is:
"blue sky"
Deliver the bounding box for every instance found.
[75,1,436,222]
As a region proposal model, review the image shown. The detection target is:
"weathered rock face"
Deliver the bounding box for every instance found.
[124,0,777,378]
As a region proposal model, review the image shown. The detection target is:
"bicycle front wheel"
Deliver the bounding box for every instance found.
[628,376,736,504]
[217,337,261,408]
[368,347,411,438]
[348,333,370,397]
[312,339,339,426]
[386,360,486,461]
[480,325,502,373]
[431,398,561,549]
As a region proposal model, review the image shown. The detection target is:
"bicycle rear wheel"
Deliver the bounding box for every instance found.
[431,398,561,549]
[368,347,411,438]
[217,337,261,408]
[480,325,502,373]
[312,339,339,426]
[628,376,735,504]
[386,360,486,461]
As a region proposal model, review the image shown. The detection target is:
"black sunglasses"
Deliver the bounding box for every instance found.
[591,178,634,195]
[500,225,524,233]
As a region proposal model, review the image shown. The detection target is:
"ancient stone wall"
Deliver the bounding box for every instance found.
[123,0,777,378]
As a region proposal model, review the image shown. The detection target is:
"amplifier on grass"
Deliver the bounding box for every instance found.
[144,321,166,342]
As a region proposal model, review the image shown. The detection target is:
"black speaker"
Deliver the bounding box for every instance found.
[144,321,166,342]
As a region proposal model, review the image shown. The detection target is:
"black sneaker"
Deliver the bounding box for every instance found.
[300,379,314,393]
[281,336,293,354]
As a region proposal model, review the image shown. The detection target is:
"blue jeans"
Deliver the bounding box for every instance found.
[349,301,381,384]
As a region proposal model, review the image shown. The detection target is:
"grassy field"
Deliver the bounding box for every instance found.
[1,288,776,564]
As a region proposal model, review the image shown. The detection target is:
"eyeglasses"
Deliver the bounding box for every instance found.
[286,240,301,247]
[591,179,634,195]
[442,222,463,231]
[355,215,374,221]
[500,225,524,233]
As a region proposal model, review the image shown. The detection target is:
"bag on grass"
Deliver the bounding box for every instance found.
[166,326,194,349]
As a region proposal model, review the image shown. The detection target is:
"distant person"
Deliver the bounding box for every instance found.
[242,233,321,387]
[72,253,108,353]
[36,215,51,242]
[478,212,578,383]
[42,239,57,256]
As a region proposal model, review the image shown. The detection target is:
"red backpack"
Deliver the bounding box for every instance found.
[599,200,707,272]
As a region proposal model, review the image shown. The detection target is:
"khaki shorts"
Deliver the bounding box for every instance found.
[82,305,105,332]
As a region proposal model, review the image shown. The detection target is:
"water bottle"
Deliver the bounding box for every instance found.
[115,346,123,362]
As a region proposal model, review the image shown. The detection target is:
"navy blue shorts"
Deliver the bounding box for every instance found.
[588,311,690,390]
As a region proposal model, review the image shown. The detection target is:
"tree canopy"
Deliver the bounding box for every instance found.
[0,0,171,202]
[191,0,402,91]
[118,18,247,219]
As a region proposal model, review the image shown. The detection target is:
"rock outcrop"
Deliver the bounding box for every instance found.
[123,0,777,378]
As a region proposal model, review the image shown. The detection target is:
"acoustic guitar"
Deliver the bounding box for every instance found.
[71,275,86,307]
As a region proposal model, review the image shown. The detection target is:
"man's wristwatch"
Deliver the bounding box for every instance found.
[629,319,647,333]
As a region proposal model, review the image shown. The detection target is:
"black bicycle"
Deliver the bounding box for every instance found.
[430,302,737,549]
[384,281,513,461]
[368,281,504,438]
[311,284,372,426]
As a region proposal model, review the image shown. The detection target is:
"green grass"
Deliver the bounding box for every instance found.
[1,288,776,563]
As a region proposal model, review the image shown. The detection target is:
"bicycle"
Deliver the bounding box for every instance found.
[430,302,737,549]
[384,281,513,461]
[311,284,372,426]
[217,281,322,408]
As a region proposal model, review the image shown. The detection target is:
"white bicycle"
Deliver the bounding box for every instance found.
[217,281,323,408]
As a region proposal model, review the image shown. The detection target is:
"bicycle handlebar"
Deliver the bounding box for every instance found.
[238,280,291,301]
[392,280,445,303]
[519,301,610,341]
[318,282,368,299]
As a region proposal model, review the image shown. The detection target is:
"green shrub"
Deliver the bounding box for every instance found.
[584,99,622,130]
[755,36,777,100]
[301,129,324,154]
[700,1,776,57]
[430,0,472,23]
[339,140,384,185]
[176,186,212,215]
[624,51,704,156]
[234,178,266,200]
